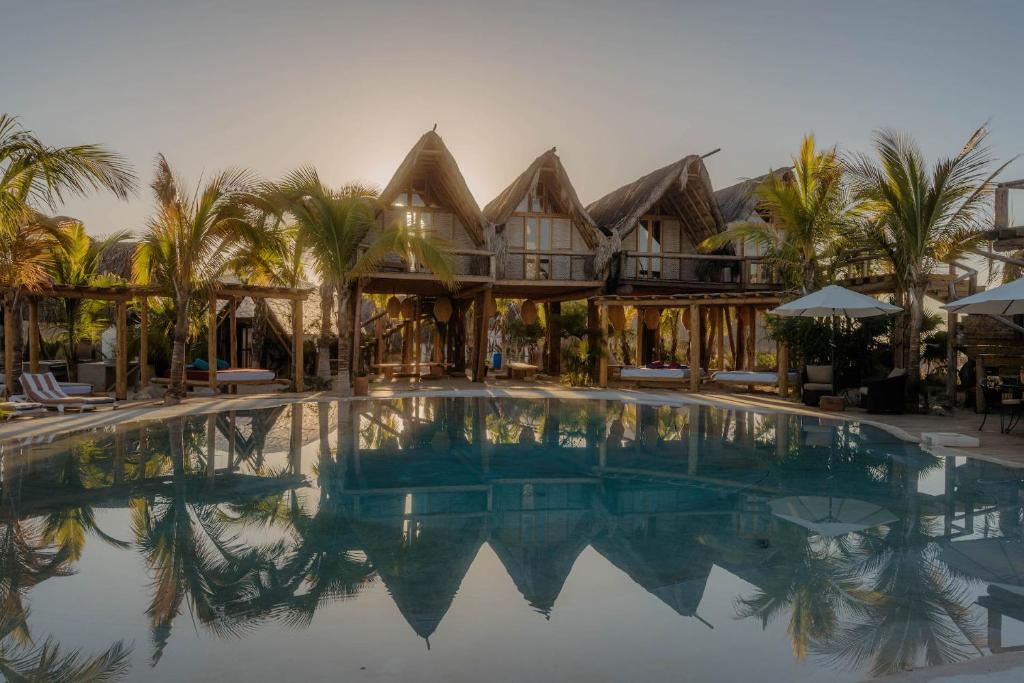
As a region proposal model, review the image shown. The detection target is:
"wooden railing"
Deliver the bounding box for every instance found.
[619,251,779,286]
[359,246,496,278]
[505,249,595,281]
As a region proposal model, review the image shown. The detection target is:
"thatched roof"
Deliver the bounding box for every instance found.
[714,168,792,225]
[379,129,488,246]
[96,240,137,280]
[586,155,725,244]
[483,148,601,248]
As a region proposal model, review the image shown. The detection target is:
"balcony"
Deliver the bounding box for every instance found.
[618,251,779,288]
[502,249,596,282]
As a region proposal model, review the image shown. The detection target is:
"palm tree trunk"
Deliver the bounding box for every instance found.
[165,296,190,404]
[906,283,927,409]
[334,284,352,396]
[65,299,79,381]
[316,284,334,380]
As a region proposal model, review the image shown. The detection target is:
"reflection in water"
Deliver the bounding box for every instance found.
[1,397,1023,680]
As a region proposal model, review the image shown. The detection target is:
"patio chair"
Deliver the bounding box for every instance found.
[801,365,834,406]
[19,372,117,413]
[861,368,908,414]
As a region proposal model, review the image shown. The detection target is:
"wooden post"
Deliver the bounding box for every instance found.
[546,301,561,376]
[351,279,363,377]
[689,304,701,392]
[27,298,39,374]
[139,297,149,389]
[587,299,600,384]
[715,307,726,370]
[747,306,758,370]
[735,306,747,370]
[412,296,420,378]
[208,292,218,392]
[598,304,609,387]
[2,302,13,398]
[946,263,957,408]
[778,342,790,398]
[292,298,304,392]
[472,290,490,382]
[115,299,128,400]
[375,316,385,373]
[229,297,238,368]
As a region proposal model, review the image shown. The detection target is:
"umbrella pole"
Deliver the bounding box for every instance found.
[831,314,838,396]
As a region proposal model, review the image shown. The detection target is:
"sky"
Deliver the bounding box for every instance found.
[4,0,1024,235]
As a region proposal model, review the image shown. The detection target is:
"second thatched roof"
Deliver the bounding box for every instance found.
[714,167,792,225]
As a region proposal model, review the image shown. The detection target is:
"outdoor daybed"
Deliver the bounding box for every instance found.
[619,366,700,389]
[711,370,798,390]
[154,367,287,388]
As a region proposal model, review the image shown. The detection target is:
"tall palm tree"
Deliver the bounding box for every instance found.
[847,125,1014,400]
[134,155,255,404]
[0,114,135,395]
[49,222,132,379]
[702,135,857,294]
[275,169,455,393]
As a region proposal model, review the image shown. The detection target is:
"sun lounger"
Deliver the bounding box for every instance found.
[154,368,286,389]
[712,370,798,389]
[19,372,117,413]
[0,400,46,420]
[619,366,703,389]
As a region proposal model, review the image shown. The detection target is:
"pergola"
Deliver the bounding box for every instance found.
[592,291,787,392]
[17,282,312,400]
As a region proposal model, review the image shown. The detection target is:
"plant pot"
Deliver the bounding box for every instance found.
[353,376,369,396]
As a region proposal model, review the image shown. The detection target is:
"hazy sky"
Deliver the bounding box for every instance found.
[5,0,1023,234]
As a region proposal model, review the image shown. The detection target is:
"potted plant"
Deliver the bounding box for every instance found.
[353,370,369,396]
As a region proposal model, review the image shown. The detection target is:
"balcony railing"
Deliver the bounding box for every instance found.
[359,246,496,279]
[504,249,596,281]
[619,251,779,286]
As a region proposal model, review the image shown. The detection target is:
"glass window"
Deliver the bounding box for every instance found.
[540,218,551,250]
[637,219,662,278]
[516,194,530,212]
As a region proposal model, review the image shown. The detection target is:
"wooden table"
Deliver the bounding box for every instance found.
[505,362,539,380]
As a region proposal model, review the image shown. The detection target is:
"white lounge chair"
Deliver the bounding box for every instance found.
[0,400,46,420]
[20,372,117,413]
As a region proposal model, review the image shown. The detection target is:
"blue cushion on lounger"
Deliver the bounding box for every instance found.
[216,358,229,370]
[193,358,209,371]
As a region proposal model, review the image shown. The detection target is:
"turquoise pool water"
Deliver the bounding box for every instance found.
[1,397,1022,681]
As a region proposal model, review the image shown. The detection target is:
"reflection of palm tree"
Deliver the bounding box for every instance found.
[0,611,131,682]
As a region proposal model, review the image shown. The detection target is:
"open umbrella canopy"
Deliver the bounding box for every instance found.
[939,537,1024,591]
[941,277,1024,316]
[769,285,903,318]
[769,495,898,537]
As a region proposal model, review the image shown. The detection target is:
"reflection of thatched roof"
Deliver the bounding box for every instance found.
[586,156,724,244]
[379,129,488,246]
[355,509,486,643]
[489,499,594,616]
[483,148,601,248]
[591,518,714,619]
[713,168,792,225]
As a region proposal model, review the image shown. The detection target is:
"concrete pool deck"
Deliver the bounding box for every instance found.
[2,378,1021,468]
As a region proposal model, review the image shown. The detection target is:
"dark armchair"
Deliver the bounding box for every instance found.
[861,369,907,414]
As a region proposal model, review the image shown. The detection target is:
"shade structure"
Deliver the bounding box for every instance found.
[769,495,898,537]
[941,277,1024,316]
[770,285,903,318]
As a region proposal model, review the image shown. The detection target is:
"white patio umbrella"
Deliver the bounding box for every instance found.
[769,285,903,395]
[941,276,1024,316]
[769,495,898,537]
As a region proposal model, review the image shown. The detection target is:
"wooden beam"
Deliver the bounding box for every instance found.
[208,292,218,392]
[292,298,304,392]
[115,300,128,400]
[351,278,363,377]
[715,307,725,370]
[27,298,39,374]
[778,342,790,398]
[139,297,149,389]
[472,290,491,382]
[598,304,609,387]
[2,302,13,398]
[689,304,701,392]
[229,297,238,369]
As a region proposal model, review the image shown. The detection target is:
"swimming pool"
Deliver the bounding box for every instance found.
[1,397,1021,681]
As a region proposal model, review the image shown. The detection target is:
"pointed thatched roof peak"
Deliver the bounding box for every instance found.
[714,167,793,225]
[379,129,488,246]
[483,148,601,248]
[586,155,725,245]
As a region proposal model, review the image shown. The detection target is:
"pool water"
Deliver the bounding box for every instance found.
[1,397,1022,681]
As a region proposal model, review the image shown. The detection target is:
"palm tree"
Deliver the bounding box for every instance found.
[49,222,132,379]
[275,169,456,393]
[702,135,857,294]
[0,114,135,395]
[134,155,255,404]
[847,125,1015,400]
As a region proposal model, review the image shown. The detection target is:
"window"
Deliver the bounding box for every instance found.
[637,218,661,278]
[404,210,432,271]
[525,216,552,279]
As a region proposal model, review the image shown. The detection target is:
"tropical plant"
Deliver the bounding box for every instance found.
[274,169,455,392]
[49,222,132,377]
[134,155,256,403]
[0,114,135,394]
[701,134,857,294]
[847,125,1015,401]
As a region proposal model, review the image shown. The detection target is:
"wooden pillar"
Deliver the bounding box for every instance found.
[453,301,467,373]
[27,298,39,373]
[746,307,758,370]
[115,299,128,400]
[689,304,701,392]
[735,306,747,370]
[292,298,304,392]
[229,297,238,368]
[139,297,149,389]
[598,304,609,387]
[2,302,14,398]
[587,300,600,383]
[778,342,790,398]
[208,292,218,392]
[715,307,726,370]
[946,263,957,408]
[412,296,421,378]
[546,301,561,376]
[472,290,491,382]
[351,279,363,377]
[375,317,385,373]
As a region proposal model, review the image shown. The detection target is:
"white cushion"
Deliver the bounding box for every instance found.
[806,365,832,383]
[804,382,833,392]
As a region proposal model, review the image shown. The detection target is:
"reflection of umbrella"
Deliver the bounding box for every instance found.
[939,538,1024,593]
[770,285,902,395]
[941,277,1024,316]
[769,496,897,537]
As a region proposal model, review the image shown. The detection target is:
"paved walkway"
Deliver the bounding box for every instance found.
[3,378,1021,468]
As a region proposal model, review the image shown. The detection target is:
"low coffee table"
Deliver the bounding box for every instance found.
[819,395,845,412]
